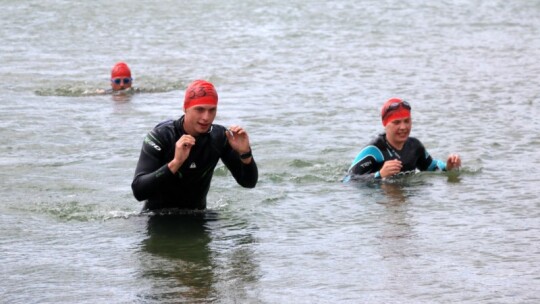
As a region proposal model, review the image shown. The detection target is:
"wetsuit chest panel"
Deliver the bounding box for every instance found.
[178,135,222,181]
[385,138,425,173]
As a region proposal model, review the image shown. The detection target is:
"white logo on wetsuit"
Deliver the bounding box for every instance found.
[144,137,161,151]
[360,161,372,168]
[190,162,197,169]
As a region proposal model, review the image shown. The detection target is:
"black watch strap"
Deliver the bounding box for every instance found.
[239,149,252,159]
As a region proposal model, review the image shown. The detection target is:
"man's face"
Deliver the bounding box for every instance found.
[111,77,132,91]
[385,117,412,147]
[183,104,218,136]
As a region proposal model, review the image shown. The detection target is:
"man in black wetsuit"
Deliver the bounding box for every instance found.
[131,80,258,211]
[346,98,461,180]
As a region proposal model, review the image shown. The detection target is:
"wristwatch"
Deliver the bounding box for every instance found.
[239,149,252,159]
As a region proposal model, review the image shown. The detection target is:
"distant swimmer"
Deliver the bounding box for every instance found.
[81,62,185,97]
[94,61,134,95]
[110,62,133,92]
[345,98,461,181]
[131,80,258,211]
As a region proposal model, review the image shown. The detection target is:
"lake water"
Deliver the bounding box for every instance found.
[1,0,539,303]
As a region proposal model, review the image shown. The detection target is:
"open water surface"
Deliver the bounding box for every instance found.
[1,0,539,303]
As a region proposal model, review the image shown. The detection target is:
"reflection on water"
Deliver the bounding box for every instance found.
[2,0,539,301]
[379,182,408,205]
[445,170,462,183]
[370,180,416,243]
[140,213,217,302]
[138,211,260,302]
[376,182,424,298]
[111,92,133,104]
[349,172,437,205]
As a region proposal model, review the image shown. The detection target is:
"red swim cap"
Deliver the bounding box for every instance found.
[184,80,218,109]
[381,98,411,126]
[111,62,131,78]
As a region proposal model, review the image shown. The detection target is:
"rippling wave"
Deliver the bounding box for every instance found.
[13,200,140,222]
[34,81,186,97]
[2,0,539,302]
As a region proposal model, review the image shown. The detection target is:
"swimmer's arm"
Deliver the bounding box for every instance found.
[131,133,174,201]
[221,143,258,188]
[423,152,461,171]
[347,145,384,179]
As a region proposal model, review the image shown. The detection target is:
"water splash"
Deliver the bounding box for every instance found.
[16,200,141,222]
[34,82,186,97]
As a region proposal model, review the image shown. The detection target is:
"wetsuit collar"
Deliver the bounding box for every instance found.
[382,133,402,160]
[176,115,186,134]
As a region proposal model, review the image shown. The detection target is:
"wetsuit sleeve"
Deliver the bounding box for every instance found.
[417,145,447,171]
[347,145,384,177]
[131,131,175,201]
[220,144,258,188]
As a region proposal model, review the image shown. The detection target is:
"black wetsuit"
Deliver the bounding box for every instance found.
[131,116,258,210]
[346,133,446,180]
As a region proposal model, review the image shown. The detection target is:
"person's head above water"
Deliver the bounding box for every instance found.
[183,79,218,110]
[110,62,132,91]
[380,98,413,150]
[182,80,219,136]
[381,97,411,126]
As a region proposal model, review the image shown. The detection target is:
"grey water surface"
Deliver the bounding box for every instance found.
[1,0,539,303]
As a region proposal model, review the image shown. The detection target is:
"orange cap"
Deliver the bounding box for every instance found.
[381,98,411,126]
[183,80,218,109]
[111,62,131,78]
